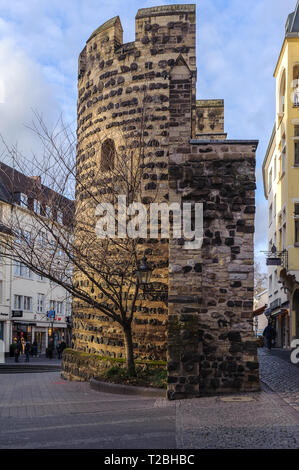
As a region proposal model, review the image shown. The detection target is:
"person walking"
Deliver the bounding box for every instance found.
[32,341,38,357]
[56,341,62,360]
[48,338,54,359]
[60,339,66,358]
[14,340,21,363]
[263,322,276,350]
[25,341,31,362]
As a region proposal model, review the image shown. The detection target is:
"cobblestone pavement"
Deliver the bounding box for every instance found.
[0,349,298,449]
[170,348,299,449]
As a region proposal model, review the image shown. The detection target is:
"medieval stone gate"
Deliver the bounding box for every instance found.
[71,4,260,399]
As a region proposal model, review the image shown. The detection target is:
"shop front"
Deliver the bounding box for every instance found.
[34,328,47,354]
[270,307,290,348]
[12,322,35,353]
[11,320,67,355]
[34,320,67,354]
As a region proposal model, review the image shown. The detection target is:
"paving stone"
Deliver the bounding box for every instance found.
[0,350,298,448]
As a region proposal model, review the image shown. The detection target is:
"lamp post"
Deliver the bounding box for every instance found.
[135,255,152,288]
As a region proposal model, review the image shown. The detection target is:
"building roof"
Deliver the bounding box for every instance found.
[0,161,74,224]
[286,2,299,34]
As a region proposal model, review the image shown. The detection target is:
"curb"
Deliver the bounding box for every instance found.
[90,378,166,398]
[0,365,61,374]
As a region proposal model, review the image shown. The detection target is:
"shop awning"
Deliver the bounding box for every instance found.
[253,305,267,317]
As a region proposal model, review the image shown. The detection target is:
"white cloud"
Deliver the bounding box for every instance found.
[0,0,296,261]
[0,35,59,160]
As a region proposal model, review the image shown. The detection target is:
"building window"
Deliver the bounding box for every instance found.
[37,293,45,313]
[274,270,278,293]
[38,232,47,247]
[279,69,286,114]
[14,262,33,279]
[295,204,299,245]
[282,223,286,250]
[269,275,273,293]
[281,152,286,175]
[296,220,299,245]
[101,139,115,172]
[0,281,3,304]
[19,193,28,208]
[293,65,299,106]
[49,300,64,315]
[295,142,299,166]
[269,204,273,226]
[268,168,272,192]
[57,210,63,224]
[34,200,40,214]
[45,206,52,218]
[24,296,33,311]
[66,301,72,316]
[14,295,23,310]
[14,295,33,311]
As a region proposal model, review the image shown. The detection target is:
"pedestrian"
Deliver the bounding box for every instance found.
[60,339,66,357]
[263,322,275,350]
[48,338,54,359]
[14,340,21,363]
[56,341,62,359]
[25,341,31,362]
[32,341,38,357]
[21,337,25,354]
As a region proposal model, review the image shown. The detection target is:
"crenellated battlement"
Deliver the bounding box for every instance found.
[136,4,196,19]
[87,16,123,42]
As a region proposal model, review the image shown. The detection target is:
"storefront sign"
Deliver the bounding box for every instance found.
[12,310,23,318]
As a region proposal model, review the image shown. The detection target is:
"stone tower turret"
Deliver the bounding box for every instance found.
[69,5,260,399]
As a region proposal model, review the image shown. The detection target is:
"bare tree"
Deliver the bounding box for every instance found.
[0,105,161,376]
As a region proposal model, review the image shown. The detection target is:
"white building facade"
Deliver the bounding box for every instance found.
[0,163,73,354]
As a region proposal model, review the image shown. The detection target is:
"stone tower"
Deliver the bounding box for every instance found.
[73,4,260,399]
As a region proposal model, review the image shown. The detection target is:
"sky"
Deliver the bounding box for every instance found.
[0,0,297,267]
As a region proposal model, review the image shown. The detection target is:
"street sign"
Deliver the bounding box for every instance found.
[266,257,282,266]
[47,310,56,319]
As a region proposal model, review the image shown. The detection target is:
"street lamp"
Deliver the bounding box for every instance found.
[135,255,152,287]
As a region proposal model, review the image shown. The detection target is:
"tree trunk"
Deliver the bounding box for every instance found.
[123,324,136,376]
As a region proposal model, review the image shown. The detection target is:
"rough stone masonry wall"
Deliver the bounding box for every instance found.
[73,5,197,361]
[167,62,260,399]
[195,99,226,139]
[71,4,260,398]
